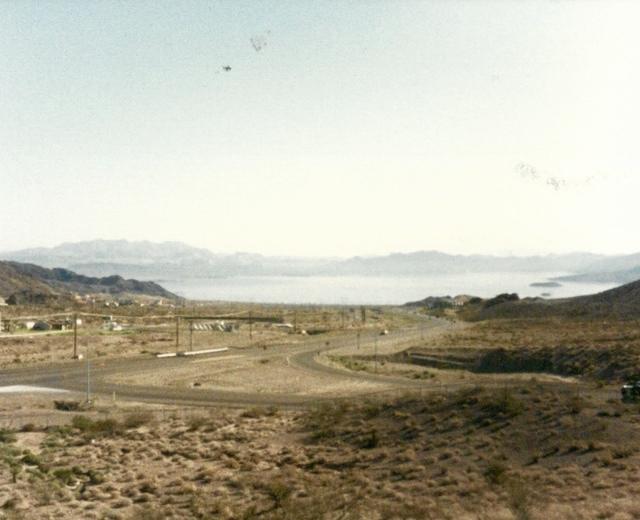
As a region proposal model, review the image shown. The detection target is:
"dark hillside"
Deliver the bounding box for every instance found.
[464,279,640,321]
[0,262,55,299]
[0,261,177,302]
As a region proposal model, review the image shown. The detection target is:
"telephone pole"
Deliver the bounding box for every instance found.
[374,334,378,373]
[73,313,78,359]
[86,342,91,402]
[175,316,180,352]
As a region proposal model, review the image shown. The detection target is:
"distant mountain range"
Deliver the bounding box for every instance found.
[553,267,640,285]
[2,240,640,284]
[327,251,605,276]
[1,240,336,279]
[552,254,640,285]
[5,240,214,267]
[0,260,177,303]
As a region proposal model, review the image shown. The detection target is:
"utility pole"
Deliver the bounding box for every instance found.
[189,320,193,351]
[175,316,180,352]
[293,311,297,333]
[373,333,378,374]
[356,331,360,350]
[73,313,78,359]
[374,334,378,373]
[249,312,253,340]
[86,342,91,403]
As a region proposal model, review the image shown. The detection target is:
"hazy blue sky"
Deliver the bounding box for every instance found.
[2,1,639,256]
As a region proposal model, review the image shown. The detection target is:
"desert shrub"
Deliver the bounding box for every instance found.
[304,401,350,441]
[128,507,168,520]
[359,429,379,449]
[31,479,58,506]
[2,497,20,510]
[187,489,227,519]
[483,390,524,417]
[21,452,42,467]
[613,446,634,459]
[71,415,123,437]
[568,395,586,415]
[54,400,82,411]
[241,406,279,419]
[52,467,76,486]
[506,478,531,520]
[268,484,364,520]
[123,411,154,429]
[263,480,293,508]
[0,429,16,443]
[361,400,384,419]
[87,468,105,485]
[7,461,21,483]
[90,418,121,435]
[263,405,279,416]
[452,386,482,406]
[484,460,508,485]
[71,415,93,431]
[138,480,158,494]
[187,416,209,431]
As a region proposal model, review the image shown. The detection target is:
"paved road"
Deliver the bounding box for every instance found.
[0,319,451,409]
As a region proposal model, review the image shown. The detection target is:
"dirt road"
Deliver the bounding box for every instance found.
[0,319,455,408]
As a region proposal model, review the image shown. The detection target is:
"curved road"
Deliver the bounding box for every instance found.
[0,319,452,409]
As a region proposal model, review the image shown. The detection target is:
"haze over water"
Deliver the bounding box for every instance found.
[161,273,617,305]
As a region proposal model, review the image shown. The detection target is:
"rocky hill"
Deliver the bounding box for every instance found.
[464,278,640,320]
[0,261,177,304]
[0,262,54,300]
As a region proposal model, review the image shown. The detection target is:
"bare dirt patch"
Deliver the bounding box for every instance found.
[108,356,393,397]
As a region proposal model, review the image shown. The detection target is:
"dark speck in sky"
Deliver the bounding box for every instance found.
[250,31,270,52]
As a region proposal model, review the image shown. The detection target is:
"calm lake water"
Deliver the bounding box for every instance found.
[160,273,618,305]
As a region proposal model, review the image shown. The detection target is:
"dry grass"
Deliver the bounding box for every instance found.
[0,384,639,518]
[411,316,640,382]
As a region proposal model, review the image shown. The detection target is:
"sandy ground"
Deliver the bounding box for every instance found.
[0,385,640,519]
[107,355,394,397]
